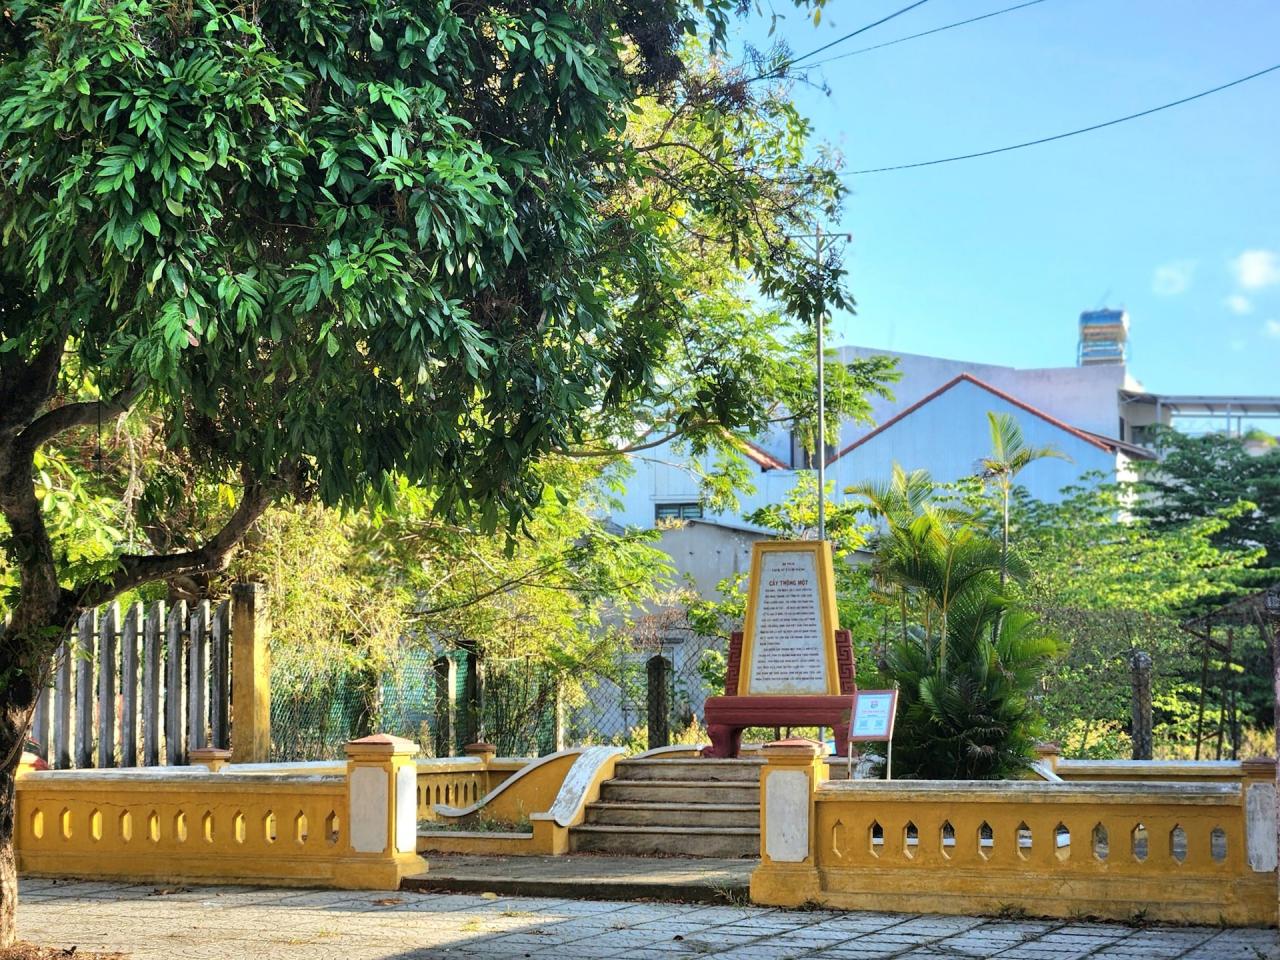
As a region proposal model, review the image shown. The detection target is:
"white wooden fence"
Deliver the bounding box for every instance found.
[28,599,232,768]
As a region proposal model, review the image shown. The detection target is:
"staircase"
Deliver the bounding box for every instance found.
[570,757,763,858]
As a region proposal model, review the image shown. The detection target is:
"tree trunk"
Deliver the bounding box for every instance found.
[0,693,37,949]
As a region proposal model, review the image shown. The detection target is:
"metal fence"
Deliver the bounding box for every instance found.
[267,626,728,761]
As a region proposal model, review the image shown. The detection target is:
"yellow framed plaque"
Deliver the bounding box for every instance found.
[736,540,841,696]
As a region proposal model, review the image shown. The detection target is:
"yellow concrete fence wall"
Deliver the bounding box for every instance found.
[751,741,1279,927]
[17,734,426,891]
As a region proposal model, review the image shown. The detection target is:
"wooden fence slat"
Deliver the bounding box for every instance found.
[97,603,118,768]
[53,639,71,769]
[210,600,231,749]
[187,601,208,751]
[74,610,95,768]
[142,601,164,766]
[165,600,187,765]
[31,678,50,762]
[120,602,142,767]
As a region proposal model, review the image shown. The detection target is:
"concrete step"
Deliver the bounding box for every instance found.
[569,824,760,858]
[613,758,763,783]
[599,779,759,805]
[584,801,758,829]
[401,854,753,904]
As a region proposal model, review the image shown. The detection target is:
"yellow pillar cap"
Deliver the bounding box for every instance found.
[344,733,420,761]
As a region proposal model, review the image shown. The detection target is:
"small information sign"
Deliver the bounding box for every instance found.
[849,689,898,742]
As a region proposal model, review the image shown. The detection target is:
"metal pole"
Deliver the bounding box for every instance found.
[815,224,826,543]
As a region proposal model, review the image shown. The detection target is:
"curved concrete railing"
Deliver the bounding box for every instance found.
[533,746,627,829]
[432,747,596,821]
[420,746,625,856]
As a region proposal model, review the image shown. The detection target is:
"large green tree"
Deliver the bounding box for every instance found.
[1135,428,1280,571]
[0,0,834,941]
[1016,481,1262,756]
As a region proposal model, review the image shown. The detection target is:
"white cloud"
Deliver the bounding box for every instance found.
[1264,319,1280,339]
[1225,294,1253,315]
[1231,249,1280,291]
[1152,260,1195,296]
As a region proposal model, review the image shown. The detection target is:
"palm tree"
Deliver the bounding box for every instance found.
[979,413,1069,586]
[852,465,1022,670]
[889,600,1059,779]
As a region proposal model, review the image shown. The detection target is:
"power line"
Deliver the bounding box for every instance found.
[806,0,1050,67]
[760,0,935,79]
[845,62,1280,175]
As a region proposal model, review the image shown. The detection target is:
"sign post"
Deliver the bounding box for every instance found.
[847,687,899,780]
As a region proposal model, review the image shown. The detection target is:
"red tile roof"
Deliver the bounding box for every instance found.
[826,372,1143,466]
[739,437,789,471]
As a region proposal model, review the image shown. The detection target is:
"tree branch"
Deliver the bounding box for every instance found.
[556,419,723,458]
[70,475,275,610]
[16,380,144,455]
[0,328,67,434]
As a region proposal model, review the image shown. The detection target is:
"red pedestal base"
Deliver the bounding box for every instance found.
[702,695,854,758]
[699,629,857,759]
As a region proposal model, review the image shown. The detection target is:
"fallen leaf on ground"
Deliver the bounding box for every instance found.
[480,892,499,900]
[0,945,126,960]
[371,897,403,906]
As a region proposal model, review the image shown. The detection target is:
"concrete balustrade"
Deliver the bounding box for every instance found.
[751,740,1278,926]
[15,734,427,890]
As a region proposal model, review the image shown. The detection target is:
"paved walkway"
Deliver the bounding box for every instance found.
[17,879,1280,959]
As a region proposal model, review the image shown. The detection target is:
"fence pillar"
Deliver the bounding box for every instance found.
[52,640,71,769]
[231,583,271,764]
[464,741,496,768]
[432,656,453,757]
[189,746,232,772]
[1130,650,1153,761]
[120,602,141,767]
[456,647,479,752]
[647,655,671,750]
[1241,757,1278,875]
[750,738,828,907]
[1034,742,1061,777]
[342,734,427,888]
[555,691,565,757]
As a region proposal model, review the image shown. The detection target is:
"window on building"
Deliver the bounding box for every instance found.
[655,502,703,522]
[790,430,837,469]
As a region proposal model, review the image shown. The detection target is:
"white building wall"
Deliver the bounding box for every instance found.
[611,349,1138,532]
[655,522,765,599]
[838,347,1139,447]
[828,378,1118,504]
[610,451,799,530]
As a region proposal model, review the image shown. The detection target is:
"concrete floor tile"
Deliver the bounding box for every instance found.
[14,880,1277,960]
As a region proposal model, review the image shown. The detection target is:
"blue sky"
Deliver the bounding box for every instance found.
[735,0,1280,398]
